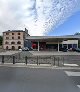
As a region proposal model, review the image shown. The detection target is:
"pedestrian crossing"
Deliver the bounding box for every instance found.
[65,71,80,76]
[77,85,80,88]
[64,64,79,67]
[65,70,80,89]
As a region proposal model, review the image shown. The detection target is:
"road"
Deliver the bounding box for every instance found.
[0,67,80,92]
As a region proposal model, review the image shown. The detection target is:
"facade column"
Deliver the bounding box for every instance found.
[38,41,39,51]
[72,44,73,48]
[67,44,68,49]
[58,41,59,52]
[77,43,78,48]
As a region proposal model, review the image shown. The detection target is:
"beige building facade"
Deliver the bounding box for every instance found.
[3,28,28,50]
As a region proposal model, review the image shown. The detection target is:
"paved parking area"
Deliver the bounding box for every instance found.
[0,51,21,55]
[0,67,80,92]
[29,51,80,56]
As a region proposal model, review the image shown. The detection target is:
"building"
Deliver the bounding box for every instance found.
[25,35,79,51]
[3,28,80,51]
[3,28,29,50]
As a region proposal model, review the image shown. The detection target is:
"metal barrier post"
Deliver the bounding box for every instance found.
[25,56,27,65]
[2,55,4,64]
[54,57,55,66]
[58,57,59,66]
[37,56,38,65]
[63,57,64,66]
[13,56,15,64]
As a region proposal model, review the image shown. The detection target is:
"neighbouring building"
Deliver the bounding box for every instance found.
[25,35,79,51]
[3,28,29,50]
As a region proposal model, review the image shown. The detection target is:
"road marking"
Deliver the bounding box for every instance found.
[65,71,80,76]
[64,64,79,67]
[77,85,80,88]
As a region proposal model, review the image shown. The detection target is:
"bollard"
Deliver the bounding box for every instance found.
[13,56,15,64]
[63,57,64,66]
[53,57,55,65]
[2,55,4,64]
[37,56,38,65]
[25,56,27,65]
[58,57,59,66]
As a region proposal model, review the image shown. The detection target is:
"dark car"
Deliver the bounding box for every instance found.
[62,48,68,52]
[72,48,76,51]
[60,47,68,52]
[75,48,80,52]
[29,47,33,51]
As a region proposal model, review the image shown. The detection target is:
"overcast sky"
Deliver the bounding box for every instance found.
[0,0,80,36]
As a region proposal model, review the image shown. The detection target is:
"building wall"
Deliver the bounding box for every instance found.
[62,40,78,44]
[46,40,78,45]
[3,31,25,50]
[46,42,62,44]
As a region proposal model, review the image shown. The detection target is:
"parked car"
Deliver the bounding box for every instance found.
[62,48,68,52]
[72,48,77,51]
[19,47,29,51]
[19,48,22,51]
[75,48,80,52]
[60,47,68,52]
[29,47,33,51]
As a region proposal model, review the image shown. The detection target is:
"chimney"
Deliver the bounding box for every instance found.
[25,28,28,34]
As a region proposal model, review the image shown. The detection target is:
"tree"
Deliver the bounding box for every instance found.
[74,32,80,35]
[0,36,3,46]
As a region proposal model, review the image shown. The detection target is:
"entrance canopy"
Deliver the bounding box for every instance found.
[25,35,80,51]
[25,35,80,42]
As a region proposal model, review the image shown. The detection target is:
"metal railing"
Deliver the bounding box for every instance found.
[0,54,80,67]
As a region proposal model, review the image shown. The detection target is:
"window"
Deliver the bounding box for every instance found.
[12,33,14,35]
[18,32,20,35]
[18,36,20,39]
[6,37,9,39]
[5,41,9,44]
[11,42,15,44]
[17,41,21,44]
[6,33,9,35]
[12,37,14,39]
[12,46,15,50]
[6,46,8,50]
[18,46,21,49]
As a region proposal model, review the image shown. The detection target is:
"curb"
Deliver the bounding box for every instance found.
[0,63,80,69]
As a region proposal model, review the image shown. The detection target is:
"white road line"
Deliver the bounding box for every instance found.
[77,85,80,88]
[64,64,79,67]
[65,71,80,76]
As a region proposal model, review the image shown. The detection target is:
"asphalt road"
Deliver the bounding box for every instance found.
[0,67,80,92]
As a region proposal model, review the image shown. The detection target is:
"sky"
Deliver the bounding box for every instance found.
[48,10,80,36]
[0,0,80,36]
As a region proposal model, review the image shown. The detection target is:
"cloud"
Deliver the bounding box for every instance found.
[0,0,80,35]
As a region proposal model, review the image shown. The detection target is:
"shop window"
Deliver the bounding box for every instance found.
[68,44,72,49]
[73,44,77,48]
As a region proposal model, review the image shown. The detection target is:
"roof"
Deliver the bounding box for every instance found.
[3,30,25,33]
[25,35,80,42]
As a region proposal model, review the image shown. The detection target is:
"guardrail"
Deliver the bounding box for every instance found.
[0,55,80,67]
